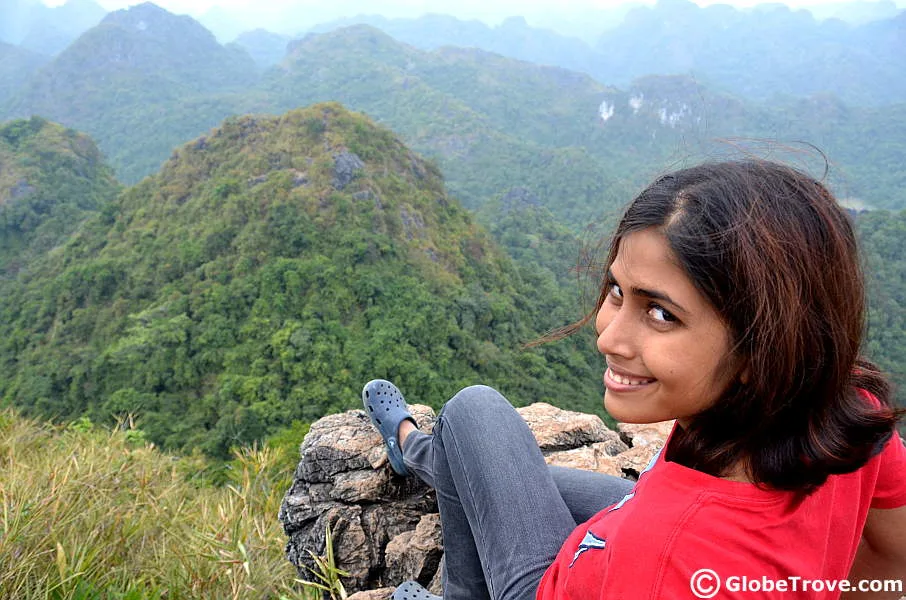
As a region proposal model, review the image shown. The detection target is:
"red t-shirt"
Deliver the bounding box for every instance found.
[537,421,906,600]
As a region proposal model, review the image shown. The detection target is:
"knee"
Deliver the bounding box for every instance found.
[440,385,511,423]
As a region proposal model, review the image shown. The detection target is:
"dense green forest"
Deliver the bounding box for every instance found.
[0,106,606,458]
[1,108,903,457]
[859,209,906,395]
[0,117,120,276]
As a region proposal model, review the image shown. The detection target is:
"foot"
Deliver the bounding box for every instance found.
[392,580,442,600]
[362,379,417,476]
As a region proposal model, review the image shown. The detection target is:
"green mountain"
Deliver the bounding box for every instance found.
[231,29,291,67]
[4,9,906,219]
[0,0,107,54]
[269,28,906,214]
[309,13,602,77]
[0,116,120,277]
[308,4,906,107]
[0,42,48,108]
[0,104,606,457]
[5,2,263,183]
[18,0,108,56]
[266,25,639,228]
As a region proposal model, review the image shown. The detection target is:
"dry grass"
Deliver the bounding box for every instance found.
[0,409,318,600]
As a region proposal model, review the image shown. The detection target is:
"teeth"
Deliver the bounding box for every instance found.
[609,368,653,386]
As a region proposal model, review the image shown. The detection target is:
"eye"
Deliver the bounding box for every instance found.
[608,282,623,300]
[648,304,678,323]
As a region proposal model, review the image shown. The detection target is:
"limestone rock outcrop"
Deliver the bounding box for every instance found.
[279,402,670,595]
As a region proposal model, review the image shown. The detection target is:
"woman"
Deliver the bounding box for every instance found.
[363,160,906,600]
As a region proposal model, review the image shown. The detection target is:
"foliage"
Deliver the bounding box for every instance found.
[0,408,315,599]
[0,116,120,277]
[855,208,906,411]
[296,525,349,600]
[0,104,609,458]
[3,3,264,184]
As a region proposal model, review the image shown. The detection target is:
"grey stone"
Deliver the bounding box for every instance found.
[332,151,365,190]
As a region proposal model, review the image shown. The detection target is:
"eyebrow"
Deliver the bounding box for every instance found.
[606,270,689,316]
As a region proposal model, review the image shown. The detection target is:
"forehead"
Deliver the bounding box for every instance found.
[611,228,710,310]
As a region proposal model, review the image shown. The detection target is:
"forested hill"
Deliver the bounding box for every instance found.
[3,5,906,225]
[4,2,264,183]
[0,42,47,109]
[0,105,605,457]
[0,117,120,276]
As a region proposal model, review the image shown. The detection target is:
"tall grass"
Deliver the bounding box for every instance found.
[0,409,318,600]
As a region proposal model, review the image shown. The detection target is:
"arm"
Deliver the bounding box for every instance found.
[843,506,906,600]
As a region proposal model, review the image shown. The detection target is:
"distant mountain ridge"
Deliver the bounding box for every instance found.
[0,104,606,456]
[305,1,906,107]
[593,0,906,106]
[3,6,906,222]
[0,42,48,108]
[0,0,107,55]
[5,2,263,183]
[308,14,602,77]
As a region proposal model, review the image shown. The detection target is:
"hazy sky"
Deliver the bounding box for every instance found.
[39,0,906,13]
[34,0,906,37]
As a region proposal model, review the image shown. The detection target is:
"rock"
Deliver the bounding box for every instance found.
[8,179,35,201]
[385,513,443,587]
[348,589,393,600]
[399,206,426,240]
[614,421,673,479]
[618,420,675,447]
[428,557,444,594]
[332,150,365,190]
[517,402,624,452]
[280,402,668,595]
[291,169,309,187]
[544,442,625,477]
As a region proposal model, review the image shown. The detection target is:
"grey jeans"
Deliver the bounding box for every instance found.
[402,385,634,600]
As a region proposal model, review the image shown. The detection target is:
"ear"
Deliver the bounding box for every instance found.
[739,364,751,385]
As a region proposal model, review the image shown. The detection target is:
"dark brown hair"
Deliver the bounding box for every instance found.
[567,160,902,492]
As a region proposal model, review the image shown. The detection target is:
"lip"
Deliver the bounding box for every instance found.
[604,365,657,392]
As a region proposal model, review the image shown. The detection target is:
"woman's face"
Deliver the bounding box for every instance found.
[595,227,740,426]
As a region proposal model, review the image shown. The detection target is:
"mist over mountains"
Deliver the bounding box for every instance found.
[0,0,107,54]
[5,0,904,108]
[306,1,906,106]
[3,1,905,219]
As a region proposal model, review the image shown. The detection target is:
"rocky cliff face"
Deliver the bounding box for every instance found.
[279,402,672,596]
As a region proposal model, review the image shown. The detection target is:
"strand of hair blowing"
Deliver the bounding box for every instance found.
[660,161,900,492]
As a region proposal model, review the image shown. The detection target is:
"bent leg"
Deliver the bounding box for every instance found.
[548,466,634,524]
[402,386,578,600]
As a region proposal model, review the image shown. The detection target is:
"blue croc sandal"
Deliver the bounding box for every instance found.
[362,379,416,476]
[392,580,442,600]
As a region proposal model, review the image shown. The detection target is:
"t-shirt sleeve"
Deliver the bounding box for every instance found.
[871,430,906,509]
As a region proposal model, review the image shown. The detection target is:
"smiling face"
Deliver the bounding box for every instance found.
[595,227,741,426]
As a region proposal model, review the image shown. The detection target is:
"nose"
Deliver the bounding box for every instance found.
[595,301,635,359]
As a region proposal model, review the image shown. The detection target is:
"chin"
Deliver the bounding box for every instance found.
[604,394,664,424]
